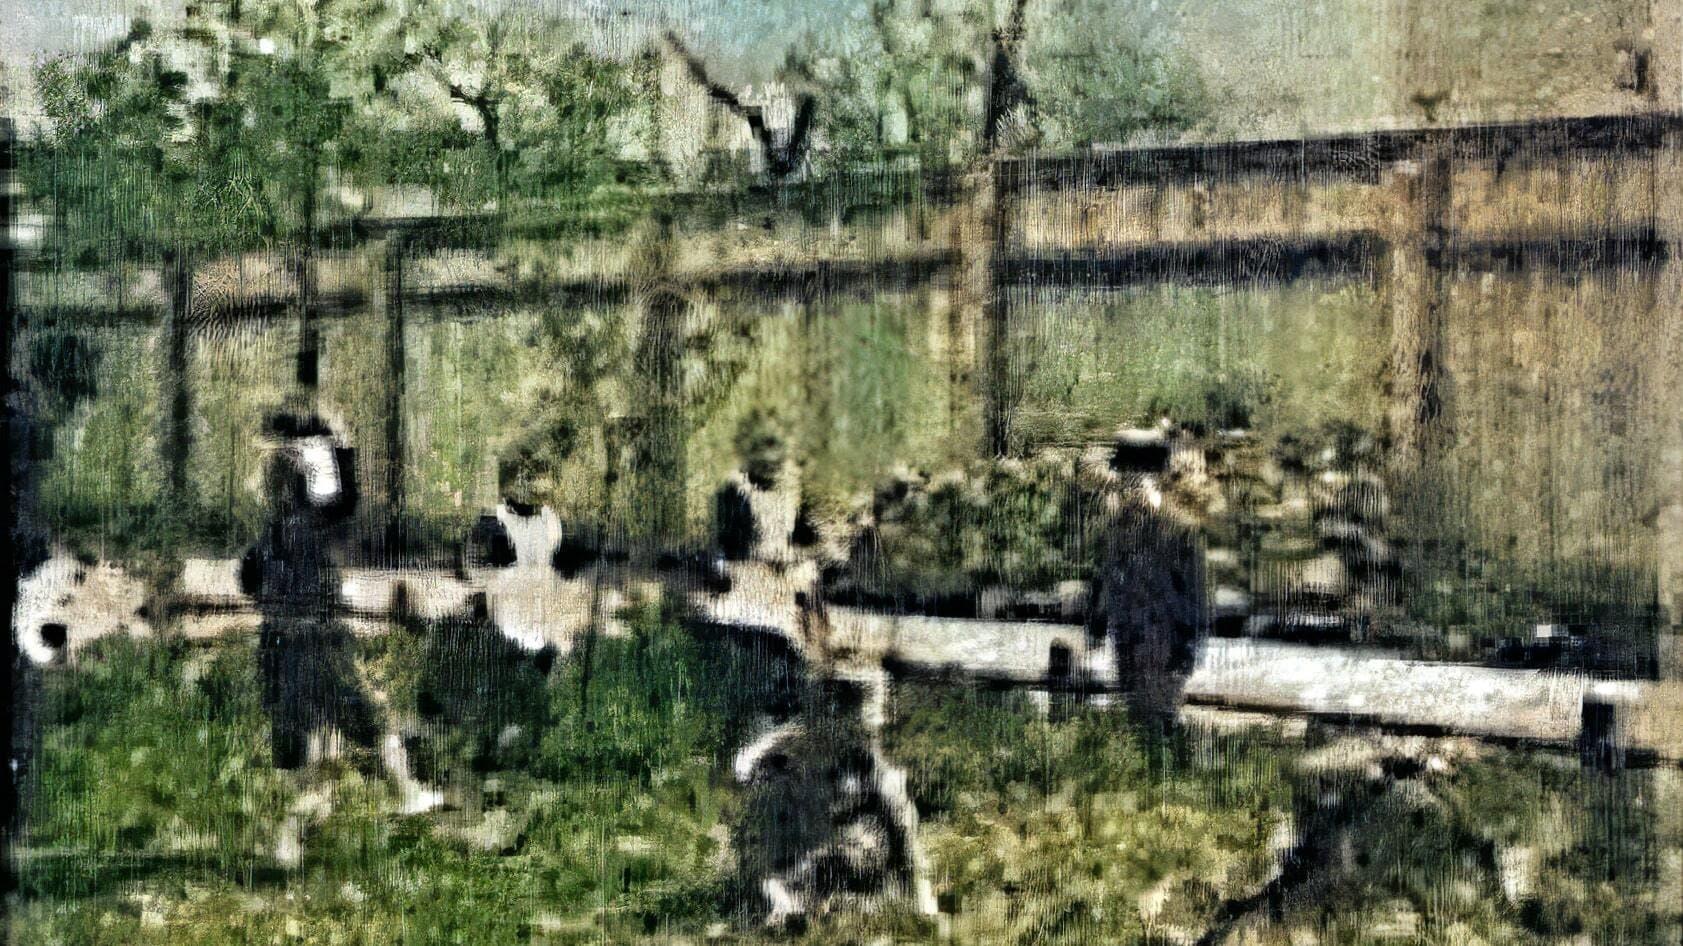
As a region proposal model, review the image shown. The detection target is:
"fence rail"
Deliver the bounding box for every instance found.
[998,111,1683,190]
[15,224,1668,329]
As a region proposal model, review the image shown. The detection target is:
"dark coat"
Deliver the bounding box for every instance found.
[1096,502,1208,721]
[240,459,376,769]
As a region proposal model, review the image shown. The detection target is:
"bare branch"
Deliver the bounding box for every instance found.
[663,30,814,181]
[412,53,499,152]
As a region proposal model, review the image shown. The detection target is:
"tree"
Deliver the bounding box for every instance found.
[26,5,354,261]
[781,0,1207,171]
[28,0,658,246]
[287,0,653,214]
[1020,0,1208,148]
[29,23,231,260]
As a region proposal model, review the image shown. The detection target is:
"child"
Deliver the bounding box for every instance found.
[241,412,439,864]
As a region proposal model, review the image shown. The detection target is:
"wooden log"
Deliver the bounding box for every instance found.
[175,560,1683,761]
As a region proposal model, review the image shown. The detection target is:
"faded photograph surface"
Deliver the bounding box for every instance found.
[4,0,1683,942]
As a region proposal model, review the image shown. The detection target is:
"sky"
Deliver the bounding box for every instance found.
[2,0,1655,142]
[0,0,858,70]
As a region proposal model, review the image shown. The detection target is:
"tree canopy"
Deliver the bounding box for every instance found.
[22,0,1210,259]
[27,16,348,259]
[782,0,1208,172]
[24,0,657,259]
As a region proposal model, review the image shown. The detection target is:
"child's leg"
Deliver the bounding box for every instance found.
[379,731,443,814]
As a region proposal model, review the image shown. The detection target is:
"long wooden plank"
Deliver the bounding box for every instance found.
[1000,111,1683,192]
[174,564,1682,761]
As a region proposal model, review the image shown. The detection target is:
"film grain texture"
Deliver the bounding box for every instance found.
[5,0,1683,942]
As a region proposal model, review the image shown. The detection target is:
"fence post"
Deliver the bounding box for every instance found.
[958,162,1018,459]
[984,160,1019,459]
[799,264,832,476]
[293,242,319,392]
[944,184,983,450]
[383,235,408,555]
[1654,129,1683,679]
[1383,133,1452,467]
[1382,132,1453,598]
[162,247,194,511]
[629,214,688,556]
[2,115,25,854]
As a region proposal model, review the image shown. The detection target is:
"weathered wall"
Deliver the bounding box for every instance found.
[1001,125,1680,653]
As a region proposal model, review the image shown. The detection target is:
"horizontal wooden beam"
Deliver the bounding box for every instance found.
[1004,227,1667,290]
[1000,111,1683,192]
[1000,233,1384,289]
[1451,226,1667,273]
[173,562,1682,763]
[18,226,1665,328]
[14,113,1673,268]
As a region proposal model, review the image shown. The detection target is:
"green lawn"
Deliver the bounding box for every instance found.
[10,609,1679,944]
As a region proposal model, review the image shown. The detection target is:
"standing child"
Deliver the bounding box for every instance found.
[241,412,439,865]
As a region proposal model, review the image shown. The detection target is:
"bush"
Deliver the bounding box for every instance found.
[835,454,1100,612]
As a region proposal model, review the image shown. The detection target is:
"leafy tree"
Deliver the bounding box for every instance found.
[1020,0,1208,148]
[28,23,224,260]
[780,0,1207,171]
[26,0,658,263]
[27,9,360,261]
[279,0,654,213]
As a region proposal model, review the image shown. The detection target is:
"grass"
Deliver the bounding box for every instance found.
[882,682,1296,944]
[11,607,1680,944]
[11,604,761,944]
